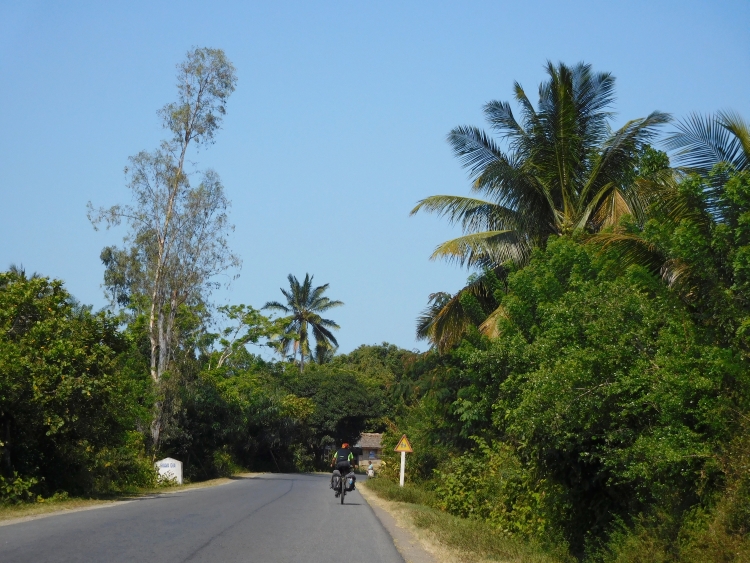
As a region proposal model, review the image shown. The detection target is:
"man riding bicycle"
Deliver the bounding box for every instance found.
[330,442,356,496]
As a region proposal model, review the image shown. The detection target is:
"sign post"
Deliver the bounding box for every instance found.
[394,434,413,487]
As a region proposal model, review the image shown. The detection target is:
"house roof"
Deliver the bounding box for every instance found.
[355,433,383,449]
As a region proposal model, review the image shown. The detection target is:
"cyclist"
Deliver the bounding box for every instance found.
[330,442,356,496]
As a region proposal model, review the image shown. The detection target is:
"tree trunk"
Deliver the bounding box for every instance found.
[1,417,11,476]
[149,292,159,383]
[147,135,191,448]
[150,402,162,449]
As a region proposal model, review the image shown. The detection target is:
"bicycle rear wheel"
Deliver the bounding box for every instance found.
[340,476,345,504]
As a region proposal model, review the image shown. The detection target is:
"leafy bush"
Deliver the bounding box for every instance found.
[0,272,153,496]
[388,234,750,557]
[0,472,39,504]
[212,446,243,477]
[291,443,314,472]
[365,478,567,563]
[90,432,157,493]
[434,440,563,540]
[451,238,748,551]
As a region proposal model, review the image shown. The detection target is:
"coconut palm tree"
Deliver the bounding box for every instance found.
[595,111,750,290]
[263,273,343,371]
[666,110,749,173]
[412,61,670,350]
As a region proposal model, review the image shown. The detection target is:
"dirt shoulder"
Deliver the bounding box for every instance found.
[360,481,560,563]
[0,472,263,527]
[359,483,466,563]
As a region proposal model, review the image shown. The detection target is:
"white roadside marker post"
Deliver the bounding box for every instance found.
[400,450,406,487]
[394,434,413,488]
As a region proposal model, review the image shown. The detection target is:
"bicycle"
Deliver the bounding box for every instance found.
[331,468,355,504]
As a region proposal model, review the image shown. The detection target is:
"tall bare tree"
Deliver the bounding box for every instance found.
[88,48,239,448]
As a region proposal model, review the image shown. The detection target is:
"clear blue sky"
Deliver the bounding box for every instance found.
[1,1,749,354]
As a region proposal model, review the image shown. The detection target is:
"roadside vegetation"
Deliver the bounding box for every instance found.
[0,47,401,503]
[365,479,562,563]
[3,48,750,562]
[372,63,750,562]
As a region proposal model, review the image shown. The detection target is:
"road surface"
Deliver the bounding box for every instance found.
[0,473,404,563]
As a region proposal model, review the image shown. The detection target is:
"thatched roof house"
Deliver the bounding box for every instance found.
[354,433,383,467]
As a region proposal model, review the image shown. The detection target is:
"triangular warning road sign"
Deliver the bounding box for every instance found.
[394,434,413,453]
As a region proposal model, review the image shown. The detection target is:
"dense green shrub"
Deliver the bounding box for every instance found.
[0,272,153,496]
[0,472,39,504]
[212,446,243,477]
[384,229,750,558]
[434,441,562,539]
[89,431,156,492]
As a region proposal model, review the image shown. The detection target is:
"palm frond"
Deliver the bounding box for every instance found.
[588,187,632,230]
[263,300,291,313]
[627,169,682,224]
[411,195,524,234]
[587,230,664,273]
[279,287,294,303]
[416,269,504,352]
[659,258,694,289]
[570,62,616,136]
[416,290,471,352]
[309,282,329,302]
[718,110,750,171]
[472,158,553,232]
[416,292,453,340]
[448,126,506,178]
[310,298,344,313]
[478,304,509,339]
[312,323,338,347]
[666,112,747,173]
[581,112,671,209]
[315,317,341,331]
[430,231,530,269]
[512,81,537,129]
[484,100,527,141]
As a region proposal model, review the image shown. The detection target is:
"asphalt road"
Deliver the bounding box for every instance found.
[0,473,404,563]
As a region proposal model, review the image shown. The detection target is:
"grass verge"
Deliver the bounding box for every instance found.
[365,475,437,506]
[363,478,565,563]
[0,472,262,524]
[0,497,116,523]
